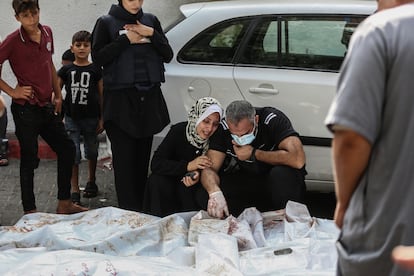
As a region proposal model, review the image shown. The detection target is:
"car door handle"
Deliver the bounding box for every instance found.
[249,87,279,95]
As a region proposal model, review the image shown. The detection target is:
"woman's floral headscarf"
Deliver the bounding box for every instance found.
[186,97,223,154]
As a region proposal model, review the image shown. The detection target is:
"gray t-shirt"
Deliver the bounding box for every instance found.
[325,4,414,276]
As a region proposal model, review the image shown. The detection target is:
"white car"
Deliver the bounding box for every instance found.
[160,0,376,190]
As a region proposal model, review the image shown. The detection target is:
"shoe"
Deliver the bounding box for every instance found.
[0,139,8,166]
[71,192,81,205]
[83,181,98,198]
[0,157,8,166]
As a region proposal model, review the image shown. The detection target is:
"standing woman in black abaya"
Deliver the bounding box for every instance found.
[91,0,173,211]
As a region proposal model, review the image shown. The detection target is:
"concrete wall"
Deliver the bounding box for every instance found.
[0,0,214,132]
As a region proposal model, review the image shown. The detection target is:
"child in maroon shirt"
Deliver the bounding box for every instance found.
[0,0,87,214]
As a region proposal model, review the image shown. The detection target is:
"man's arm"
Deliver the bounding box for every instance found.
[332,129,371,228]
[233,135,305,169]
[201,149,229,218]
[258,136,305,169]
[200,149,226,194]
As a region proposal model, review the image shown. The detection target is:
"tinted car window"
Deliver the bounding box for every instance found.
[239,19,279,66]
[239,15,364,71]
[280,16,362,70]
[178,19,252,64]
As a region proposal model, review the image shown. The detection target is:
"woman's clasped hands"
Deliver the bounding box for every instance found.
[124,20,153,44]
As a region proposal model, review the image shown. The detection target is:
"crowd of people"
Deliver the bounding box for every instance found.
[0,0,308,218]
[0,0,414,274]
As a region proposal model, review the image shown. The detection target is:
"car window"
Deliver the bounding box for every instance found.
[178,18,252,64]
[239,15,365,71]
[239,19,279,66]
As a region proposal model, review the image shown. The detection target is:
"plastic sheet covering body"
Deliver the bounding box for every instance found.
[0,201,339,275]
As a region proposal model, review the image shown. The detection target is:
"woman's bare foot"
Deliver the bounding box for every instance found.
[56,199,88,214]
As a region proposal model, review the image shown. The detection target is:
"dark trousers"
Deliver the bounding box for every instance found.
[105,121,153,212]
[0,108,6,139]
[0,109,7,157]
[143,174,200,217]
[196,165,306,217]
[11,103,75,212]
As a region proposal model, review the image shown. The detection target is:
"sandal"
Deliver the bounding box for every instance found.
[0,157,8,166]
[83,181,98,198]
[0,139,8,167]
[71,192,81,205]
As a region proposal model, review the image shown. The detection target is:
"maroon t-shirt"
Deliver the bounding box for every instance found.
[0,24,54,106]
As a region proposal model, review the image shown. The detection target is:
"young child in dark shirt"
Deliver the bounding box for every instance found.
[57,30,104,205]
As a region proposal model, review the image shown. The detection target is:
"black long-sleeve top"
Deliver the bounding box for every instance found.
[151,122,202,177]
[91,5,173,69]
[90,4,172,138]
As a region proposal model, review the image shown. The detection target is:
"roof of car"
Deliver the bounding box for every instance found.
[180,0,376,18]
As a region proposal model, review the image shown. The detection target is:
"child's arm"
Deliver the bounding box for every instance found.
[96,78,104,134]
[0,68,33,101]
[57,75,64,90]
[0,95,5,117]
[0,42,33,101]
[51,62,63,115]
[0,65,5,117]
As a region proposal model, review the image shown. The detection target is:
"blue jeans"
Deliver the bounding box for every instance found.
[11,102,75,212]
[64,116,99,165]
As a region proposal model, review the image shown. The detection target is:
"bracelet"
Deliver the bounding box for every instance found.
[249,148,256,162]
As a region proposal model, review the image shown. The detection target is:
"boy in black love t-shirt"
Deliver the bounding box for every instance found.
[58,30,103,205]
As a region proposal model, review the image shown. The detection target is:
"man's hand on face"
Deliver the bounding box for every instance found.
[232,140,254,161]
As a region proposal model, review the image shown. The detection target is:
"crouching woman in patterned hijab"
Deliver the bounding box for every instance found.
[143,97,223,217]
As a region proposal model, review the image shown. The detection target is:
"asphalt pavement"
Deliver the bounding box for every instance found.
[0,157,116,226]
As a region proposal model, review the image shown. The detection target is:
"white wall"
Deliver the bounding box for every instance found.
[0,0,211,133]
